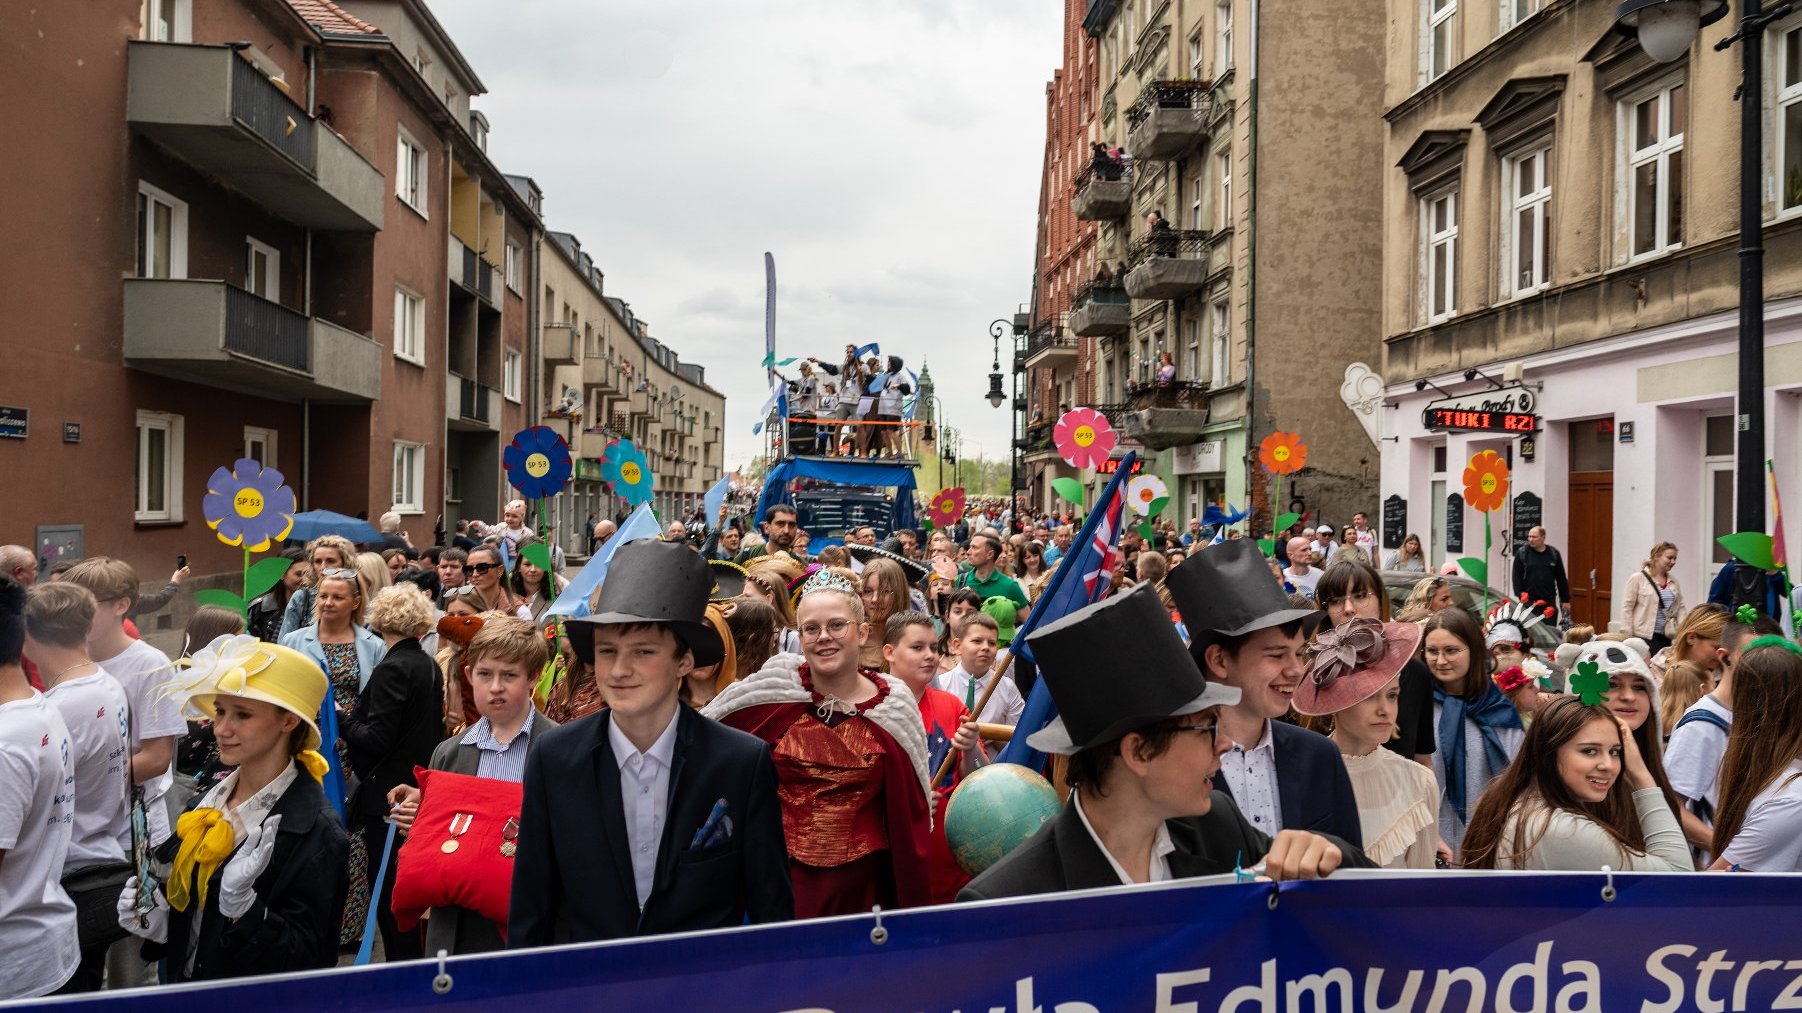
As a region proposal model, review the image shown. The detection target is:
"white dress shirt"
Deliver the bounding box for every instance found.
[607,710,680,908]
[1219,719,1282,834]
[1072,788,1174,885]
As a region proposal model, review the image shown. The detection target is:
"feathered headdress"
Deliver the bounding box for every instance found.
[1485,594,1554,650]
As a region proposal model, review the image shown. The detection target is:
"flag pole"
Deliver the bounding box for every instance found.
[934,650,1020,787]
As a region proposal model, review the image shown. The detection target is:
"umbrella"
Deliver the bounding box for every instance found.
[286,510,383,545]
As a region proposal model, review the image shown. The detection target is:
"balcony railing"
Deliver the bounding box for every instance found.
[1071,282,1131,336]
[457,375,492,424]
[451,239,478,291]
[1125,80,1213,160]
[229,56,314,168]
[1025,314,1076,362]
[1121,381,1211,450]
[223,285,309,371]
[1072,160,1133,221]
[1124,229,1215,300]
[478,260,497,303]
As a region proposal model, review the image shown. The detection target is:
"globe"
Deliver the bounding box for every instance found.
[944,764,1062,877]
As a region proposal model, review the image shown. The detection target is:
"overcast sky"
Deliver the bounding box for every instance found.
[428,0,1057,471]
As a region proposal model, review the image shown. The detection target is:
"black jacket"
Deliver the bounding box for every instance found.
[147,763,349,981]
[340,638,443,820]
[508,705,793,946]
[958,791,1372,901]
[1211,721,1364,847]
[1513,544,1571,605]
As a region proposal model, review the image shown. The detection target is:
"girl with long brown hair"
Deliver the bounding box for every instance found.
[1460,696,1692,870]
[1422,607,1523,856]
[726,599,782,681]
[858,558,911,669]
[1710,638,1802,871]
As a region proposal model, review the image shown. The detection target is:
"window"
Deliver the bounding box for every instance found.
[584,323,598,357]
[393,288,424,364]
[135,411,183,523]
[1703,414,1736,584]
[244,426,276,467]
[1427,0,1456,80]
[1216,0,1234,73]
[135,182,187,279]
[1189,33,1204,79]
[1502,0,1540,31]
[505,242,521,293]
[1191,174,1206,229]
[503,350,521,402]
[1210,300,1231,383]
[1423,190,1458,322]
[395,128,428,213]
[245,237,279,301]
[1777,24,1802,214]
[392,442,425,513]
[1626,81,1685,258]
[146,0,191,41]
[1503,145,1552,294]
[1184,318,1201,380]
[1217,150,1233,230]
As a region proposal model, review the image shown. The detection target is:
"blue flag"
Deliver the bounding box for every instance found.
[995,452,1136,770]
[546,503,662,617]
[703,475,731,528]
[854,341,880,362]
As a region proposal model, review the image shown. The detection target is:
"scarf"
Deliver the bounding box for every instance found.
[166,808,235,913]
[1435,682,1522,821]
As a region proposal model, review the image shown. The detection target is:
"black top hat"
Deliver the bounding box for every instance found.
[567,540,725,667]
[707,559,748,601]
[1023,583,1241,755]
[848,542,929,583]
[1164,539,1322,655]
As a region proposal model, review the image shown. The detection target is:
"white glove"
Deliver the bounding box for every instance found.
[116,876,169,944]
[217,816,280,920]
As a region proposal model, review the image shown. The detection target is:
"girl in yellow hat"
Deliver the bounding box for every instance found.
[115,635,349,982]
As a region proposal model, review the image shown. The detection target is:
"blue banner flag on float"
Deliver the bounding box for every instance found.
[546,503,661,618]
[995,452,1135,770]
[854,341,880,361]
[702,475,731,528]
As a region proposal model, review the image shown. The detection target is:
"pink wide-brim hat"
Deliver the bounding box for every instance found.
[1292,618,1422,717]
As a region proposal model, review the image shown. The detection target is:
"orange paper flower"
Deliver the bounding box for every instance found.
[1463,450,1510,513]
[1258,432,1308,475]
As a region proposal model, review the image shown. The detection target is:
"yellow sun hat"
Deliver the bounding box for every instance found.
[165,634,328,751]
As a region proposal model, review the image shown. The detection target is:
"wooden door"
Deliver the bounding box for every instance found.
[1568,471,1614,628]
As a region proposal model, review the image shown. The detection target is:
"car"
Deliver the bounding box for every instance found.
[1377,570,1563,657]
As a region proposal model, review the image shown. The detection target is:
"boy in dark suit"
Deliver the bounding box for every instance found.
[508,541,792,946]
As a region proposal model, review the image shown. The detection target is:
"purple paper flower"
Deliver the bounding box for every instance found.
[202,459,296,552]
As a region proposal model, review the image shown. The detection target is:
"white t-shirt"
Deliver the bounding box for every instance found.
[0,691,79,1000]
[1720,758,1802,872]
[94,638,182,843]
[1286,565,1325,599]
[1665,695,1733,816]
[44,669,132,872]
[1354,527,1378,551]
[935,665,1025,727]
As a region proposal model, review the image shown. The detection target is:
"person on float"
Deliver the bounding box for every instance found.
[882,610,979,904]
[509,540,792,945]
[1420,607,1524,858]
[117,636,349,981]
[1458,695,1692,871]
[1710,636,1802,871]
[1292,616,1444,869]
[1314,561,1435,766]
[387,617,557,953]
[958,584,1372,901]
[1164,540,1363,847]
[705,568,934,916]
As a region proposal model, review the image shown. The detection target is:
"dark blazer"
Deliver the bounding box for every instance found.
[958,791,1371,902]
[340,637,443,821]
[1212,721,1364,848]
[147,763,349,981]
[420,710,557,956]
[507,704,793,947]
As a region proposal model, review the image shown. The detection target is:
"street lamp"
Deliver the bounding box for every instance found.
[986,319,1009,409]
[1615,0,1777,597]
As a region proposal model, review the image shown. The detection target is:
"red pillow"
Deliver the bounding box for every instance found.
[390,767,524,935]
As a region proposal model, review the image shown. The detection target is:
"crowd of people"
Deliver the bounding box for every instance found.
[773,346,916,459]
[4,491,1801,999]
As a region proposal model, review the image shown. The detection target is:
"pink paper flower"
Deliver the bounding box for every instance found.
[1053,408,1117,470]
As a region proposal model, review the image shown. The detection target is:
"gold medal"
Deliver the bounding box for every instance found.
[441,838,460,854]
[443,812,473,855]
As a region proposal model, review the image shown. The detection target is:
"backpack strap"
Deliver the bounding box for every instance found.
[1674,707,1732,735]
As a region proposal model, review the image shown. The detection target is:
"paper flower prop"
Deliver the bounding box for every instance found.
[928,488,966,528]
[1462,450,1510,513]
[1569,659,1610,706]
[1493,664,1532,695]
[202,458,296,552]
[601,439,655,506]
[503,426,573,500]
[1520,656,1555,690]
[1054,407,1117,470]
[1258,432,1307,475]
[1127,474,1169,517]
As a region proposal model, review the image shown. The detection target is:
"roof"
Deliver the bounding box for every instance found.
[286,0,384,38]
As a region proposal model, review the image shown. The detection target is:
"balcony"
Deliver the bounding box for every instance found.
[1020,424,1059,462]
[126,42,382,232]
[123,279,379,401]
[446,373,499,432]
[1119,381,1210,451]
[478,260,498,305]
[543,323,578,367]
[1024,315,1077,368]
[1071,161,1133,221]
[1070,282,1131,336]
[1125,81,1213,161]
[1124,230,1217,300]
[449,238,478,293]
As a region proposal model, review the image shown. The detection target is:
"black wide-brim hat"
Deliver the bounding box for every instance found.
[848,542,930,583]
[1165,539,1323,656]
[1024,583,1241,755]
[567,540,725,667]
[707,560,748,601]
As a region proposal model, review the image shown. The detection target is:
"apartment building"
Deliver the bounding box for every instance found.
[1377,0,1802,625]
[1048,0,1386,532]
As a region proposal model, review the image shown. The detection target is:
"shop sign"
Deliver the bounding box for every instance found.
[1422,385,1540,434]
[1382,494,1407,551]
[1095,457,1146,476]
[1445,493,1464,553]
[0,405,25,439]
[1171,440,1224,475]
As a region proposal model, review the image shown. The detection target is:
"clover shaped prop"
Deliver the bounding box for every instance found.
[194,459,300,621]
[1569,659,1610,706]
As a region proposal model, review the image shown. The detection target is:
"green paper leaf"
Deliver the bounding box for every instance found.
[1052,477,1085,504]
[244,557,293,603]
[1146,496,1170,518]
[1570,659,1611,706]
[1258,538,1274,555]
[1138,522,1154,542]
[922,518,935,532]
[1456,557,1488,586]
[521,543,554,574]
[1718,532,1778,572]
[1274,512,1301,533]
[193,589,247,614]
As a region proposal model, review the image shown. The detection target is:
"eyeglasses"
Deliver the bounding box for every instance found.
[1172,721,1219,746]
[1318,589,1378,611]
[468,562,499,575]
[446,585,485,599]
[799,618,856,641]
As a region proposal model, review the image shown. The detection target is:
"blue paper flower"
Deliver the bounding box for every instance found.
[503,426,573,500]
[202,459,297,552]
[600,439,655,506]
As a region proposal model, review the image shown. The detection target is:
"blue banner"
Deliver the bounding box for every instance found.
[21,871,1802,1011]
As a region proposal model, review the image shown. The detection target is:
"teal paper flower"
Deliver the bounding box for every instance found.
[202,459,296,552]
[601,439,655,506]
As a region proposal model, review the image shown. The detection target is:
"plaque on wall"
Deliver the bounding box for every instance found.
[1382,494,1407,551]
[1445,493,1464,554]
[1512,491,1542,549]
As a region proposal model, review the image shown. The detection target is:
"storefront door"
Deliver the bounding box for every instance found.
[1567,419,1616,629]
